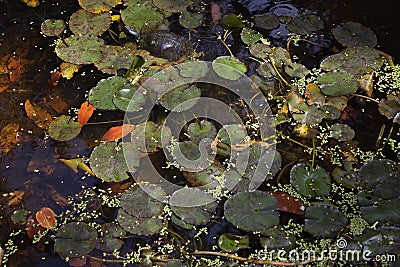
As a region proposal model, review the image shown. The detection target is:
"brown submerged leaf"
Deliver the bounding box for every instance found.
[24,99,53,130]
[0,123,20,153]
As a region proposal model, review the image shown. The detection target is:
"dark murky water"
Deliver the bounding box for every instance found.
[0,0,399,266]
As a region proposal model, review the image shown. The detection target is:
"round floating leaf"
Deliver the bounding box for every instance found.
[260,227,296,250]
[69,9,111,36]
[332,166,359,189]
[217,124,248,145]
[49,115,81,141]
[254,13,280,30]
[36,207,57,229]
[224,191,279,232]
[333,21,377,48]
[218,234,249,252]
[89,142,139,182]
[355,227,400,256]
[220,14,245,28]
[284,62,310,78]
[357,159,398,192]
[11,209,29,224]
[187,120,217,143]
[176,61,209,79]
[94,45,137,75]
[159,84,201,112]
[78,0,121,13]
[304,205,348,238]
[329,123,355,141]
[121,5,164,33]
[292,104,326,126]
[290,163,331,197]
[320,104,342,120]
[153,0,191,12]
[117,185,166,235]
[240,28,262,45]
[170,188,217,225]
[95,223,126,252]
[88,76,127,110]
[183,160,223,187]
[286,14,323,35]
[41,19,66,36]
[55,222,97,258]
[317,71,359,96]
[249,43,272,59]
[320,46,383,77]
[212,56,247,80]
[113,83,147,112]
[179,11,203,29]
[55,35,104,65]
[130,121,172,153]
[358,191,400,225]
[378,95,400,120]
[170,214,194,230]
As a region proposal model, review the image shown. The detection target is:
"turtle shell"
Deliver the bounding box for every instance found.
[140,30,192,61]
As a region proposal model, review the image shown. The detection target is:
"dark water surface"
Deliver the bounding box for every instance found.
[0,0,399,266]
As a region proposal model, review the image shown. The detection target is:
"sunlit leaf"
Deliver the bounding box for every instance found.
[284,62,310,78]
[78,0,121,13]
[113,82,147,112]
[317,71,359,96]
[224,191,279,232]
[77,100,94,126]
[41,19,66,36]
[304,204,348,237]
[94,45,137,75]
[329,123,355,141]
[55,35,104,65]
[358,72,374,97]
[212,56,247,80]
[60,62,80,79]
[159,84,201,112]
[218,234,249,252]
[69,9,111,36]
[249,43,272,59]
[88,76,127,110]
[240,28,262,45]
[153,0,191,12]
[179,11,203,29]
[59,158,95,176]
[290,163,331,197]
[48,115,81,141]
[121,5,164,33]
[101,124,136,141]
[35,207,57,229]
[333,21,377,48]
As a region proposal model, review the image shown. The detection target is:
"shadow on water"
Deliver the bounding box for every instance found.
[0,0,399,266]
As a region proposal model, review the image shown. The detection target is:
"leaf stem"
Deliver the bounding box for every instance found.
[350,93,379,103]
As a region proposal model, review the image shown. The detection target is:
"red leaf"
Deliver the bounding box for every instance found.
[211,2,221,25]
[101,124,135,141]
[271,191,306,215]
[26,215,45,240]
[77,100,94,126]
[35,207,57,229]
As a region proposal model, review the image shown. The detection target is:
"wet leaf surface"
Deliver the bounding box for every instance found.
[40,19,66,36]
[77,100,94,126]
[55,35,104,65]
[35,207,56,229]
[317,71,359,96]
[290,163,331,197]
[333,21,377,48]
[69,9,111,36]
[218,234,249,252]
[78,0,121,13]
[101,124,136,141]
[48,115,81,141]
[329,123,355,141]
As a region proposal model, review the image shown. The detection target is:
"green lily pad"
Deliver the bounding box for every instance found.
[55,35,104,65]
[183,160,224,187]
[224,191,279,232]
[320,46,383,77]
[170,214,194,230]
[218,234,249,252]
[187,120,217,143]
[89,142,139,182]
[284,62,310,78]
[159,84,201,112]
[212,56,247,80]
[170,188,217,225]
[88,76,127,110]
[260,227,296,250]
[378,95,400,120]
[271,47,292,66]
[329,123,355,141]
[113,82,147,112]
[176,61,209,79]
[179,11,203,29]
[317,71,359,96]
[357,159,397,192]
[54,222,97,258]
[355,227,400,256]
[41,19,66,36]
[320,104,341,120]
[220,14,245,28]
[11,209,30,224]
[240,28,262,45]
[290,163,331,197]
[121,5,164,33]
[95,223,126,252]
[217,124,248,145]
[286,14,323,35]
[304,205,348,238]
[69,9,111,36]
[332,21,377,48]
[358,191,400,225]
[292,104,327,126]
[94,45,137,75]
[78,0,121,13]
[117,185,166,235]
[130,121,172,153]
[249,43,272,59]
[48,115,81,141]
[153,0,191,12]
[254,13,280,30]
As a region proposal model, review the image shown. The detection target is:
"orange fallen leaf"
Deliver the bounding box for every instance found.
[211,2,222,25]
[35,207,57,229]
[270,191,306,215]
[7,190,25,206]
[77,101,94,126]
[101,124,135,141]
[24,99,53,130]
[26,215,45,240]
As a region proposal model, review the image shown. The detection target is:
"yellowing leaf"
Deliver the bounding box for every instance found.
[22,0,40,7]
[8,190,25,206]
[358,72,374,97]
[35,207,56,229]
[101,124,135,141]
[25,99,53,129]
[60,62,80,79]
[59,158,95,176]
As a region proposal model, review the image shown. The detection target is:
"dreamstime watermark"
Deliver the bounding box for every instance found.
[122,60,277,207]
[257,238,397,263]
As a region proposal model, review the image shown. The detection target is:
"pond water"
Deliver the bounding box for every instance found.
[0,0,399,266]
